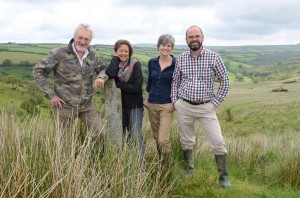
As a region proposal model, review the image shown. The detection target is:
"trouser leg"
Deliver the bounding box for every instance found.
[78,105,105,138]
[158,103,174,154]
[129,107,146,168]
[196,103,230,187]
[78,105,106,160]
[53,107,78,140]
[147,102,174,160]
[174,99,196,175]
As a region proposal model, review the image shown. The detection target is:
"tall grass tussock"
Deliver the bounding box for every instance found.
[0,108,176,197]
[1,79,300,197]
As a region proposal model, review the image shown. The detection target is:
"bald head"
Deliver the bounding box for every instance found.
[185,25,203,38]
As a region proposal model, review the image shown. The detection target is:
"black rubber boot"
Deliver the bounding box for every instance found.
[183,149,194,176]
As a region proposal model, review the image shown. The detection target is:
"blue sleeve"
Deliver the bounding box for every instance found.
[146,59,152,93]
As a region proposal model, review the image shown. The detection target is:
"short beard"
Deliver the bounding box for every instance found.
[188,41,202,51]
[75,45,87,53]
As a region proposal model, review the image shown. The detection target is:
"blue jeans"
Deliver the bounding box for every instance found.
[122,107,145,164]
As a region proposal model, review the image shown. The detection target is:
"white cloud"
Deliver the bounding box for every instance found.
[0,0,299,46]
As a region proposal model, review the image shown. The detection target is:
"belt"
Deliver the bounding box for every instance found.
[182,98,210,105]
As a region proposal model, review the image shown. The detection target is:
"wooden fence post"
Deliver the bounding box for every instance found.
[104,79,122,145]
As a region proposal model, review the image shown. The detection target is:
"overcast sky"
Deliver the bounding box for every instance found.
[1,0,300,46]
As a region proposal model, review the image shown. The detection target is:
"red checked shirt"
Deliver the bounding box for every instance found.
[171,48,230,106]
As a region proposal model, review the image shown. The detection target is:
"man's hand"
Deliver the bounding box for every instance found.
[172,100,177,110]
[50,96,66,109]
[211,102,218,110]
[93,78,105,89]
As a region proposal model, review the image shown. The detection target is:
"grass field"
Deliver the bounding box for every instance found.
[225,78,300,104]
[0,51,45,64]
[169,79,300,197]
[0,43,299,197]
[0,78,299,197]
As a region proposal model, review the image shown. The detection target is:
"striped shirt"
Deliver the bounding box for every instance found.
[171,48,229,106]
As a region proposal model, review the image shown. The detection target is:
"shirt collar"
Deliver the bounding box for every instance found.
[188,46,205,57]
[72,41,89,60]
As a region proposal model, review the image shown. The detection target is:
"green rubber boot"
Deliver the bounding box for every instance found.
[183,149,194,176]
[215,154,231,188]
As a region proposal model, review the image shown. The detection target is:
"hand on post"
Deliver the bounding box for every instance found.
[93,78,105,90]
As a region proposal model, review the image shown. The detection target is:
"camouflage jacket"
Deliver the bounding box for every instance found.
[33,39,107,108]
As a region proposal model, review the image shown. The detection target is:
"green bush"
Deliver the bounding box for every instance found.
[271,87,288,92]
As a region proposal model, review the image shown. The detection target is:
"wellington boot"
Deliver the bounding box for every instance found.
[183,149,194,176]
[215,154,231,188]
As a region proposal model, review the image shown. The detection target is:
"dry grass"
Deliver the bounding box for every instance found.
[224,80,300,104]
[1,79,300,197]
[0,108,175,197]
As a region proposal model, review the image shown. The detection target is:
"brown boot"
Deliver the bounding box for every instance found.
[156,142,162,160]
[162,152,172,168]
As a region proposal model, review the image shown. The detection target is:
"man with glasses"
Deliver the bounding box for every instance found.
[171,25,231,188]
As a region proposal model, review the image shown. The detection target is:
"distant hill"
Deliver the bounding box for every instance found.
[0,43,299,82]
[209,44,300,66]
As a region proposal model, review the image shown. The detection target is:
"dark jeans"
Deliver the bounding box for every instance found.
[122,107,145,164]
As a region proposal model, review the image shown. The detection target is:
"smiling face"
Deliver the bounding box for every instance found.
[74,28,92,53]
[158,42,173,56]
[115,44,130,63]
[186,26,204,51]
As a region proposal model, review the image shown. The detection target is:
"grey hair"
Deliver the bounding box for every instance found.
[74,23,94,40]
[157,34,175,49]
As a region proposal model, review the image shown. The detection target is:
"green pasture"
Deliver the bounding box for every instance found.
[227,72,252,82]
[224,58,253,69]
[0,42,300,84]
[0,82,24,107]
[225,79,300,104]
[224,52,257,63]
[0,51,44,64]
[0,43,63,54]
[171,79,300,197]
[0,78,300,197]
[212,44,300,53]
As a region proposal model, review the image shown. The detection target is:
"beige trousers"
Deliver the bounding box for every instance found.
[174,99,227,155]
[144,101,174,153]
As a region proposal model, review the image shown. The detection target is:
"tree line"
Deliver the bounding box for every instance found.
[1,59,35,67]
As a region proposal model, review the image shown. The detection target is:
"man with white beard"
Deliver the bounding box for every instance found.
[33,23,107,137]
